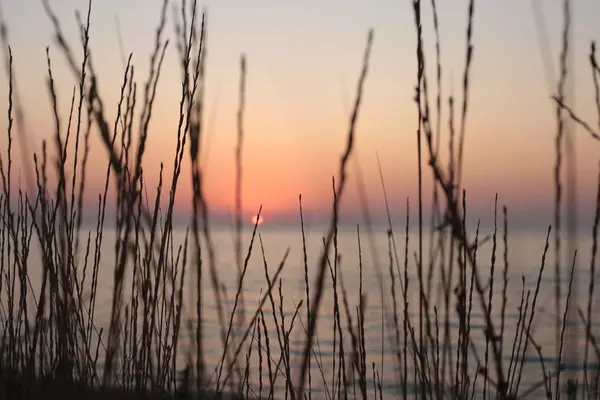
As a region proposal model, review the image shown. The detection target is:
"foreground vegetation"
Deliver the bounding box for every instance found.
[0,0,599,398]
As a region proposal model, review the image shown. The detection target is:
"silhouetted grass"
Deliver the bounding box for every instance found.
[1,0,600,399]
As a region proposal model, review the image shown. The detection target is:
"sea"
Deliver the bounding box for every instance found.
[8,223,600,399]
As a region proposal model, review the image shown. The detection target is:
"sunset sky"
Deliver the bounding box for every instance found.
[0,0,599,228]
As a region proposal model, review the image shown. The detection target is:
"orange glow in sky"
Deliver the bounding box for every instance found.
[1,1,599,226]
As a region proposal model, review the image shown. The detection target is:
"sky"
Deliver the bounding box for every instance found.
[0,0,599,229]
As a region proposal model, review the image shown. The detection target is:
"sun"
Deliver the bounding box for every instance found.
[251,214,264,226]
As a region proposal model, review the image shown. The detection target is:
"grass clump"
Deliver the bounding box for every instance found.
[0,0,600,399]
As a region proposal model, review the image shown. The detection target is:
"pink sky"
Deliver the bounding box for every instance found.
[0,0,599,227]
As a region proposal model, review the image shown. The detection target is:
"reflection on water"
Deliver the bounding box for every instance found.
[14,225,600,398]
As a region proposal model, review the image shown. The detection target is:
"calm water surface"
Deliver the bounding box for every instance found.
[17,224,600,398]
